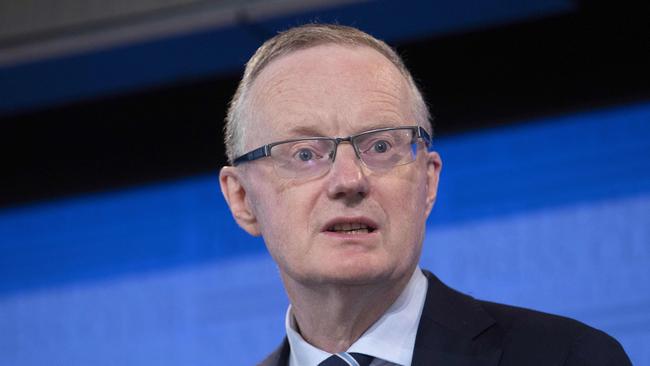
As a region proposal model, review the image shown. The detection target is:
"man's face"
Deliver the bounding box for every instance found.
[223,44,441,287]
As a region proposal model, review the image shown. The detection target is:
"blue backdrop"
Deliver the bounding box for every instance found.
[1,102,649,365]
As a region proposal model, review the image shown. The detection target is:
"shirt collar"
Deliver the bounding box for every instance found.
[286,267,428,366]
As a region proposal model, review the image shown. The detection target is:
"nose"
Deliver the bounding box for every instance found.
[326,142,369,201]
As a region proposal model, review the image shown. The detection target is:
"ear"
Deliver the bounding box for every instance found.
[219,166,261,236]
[424,151,442,217]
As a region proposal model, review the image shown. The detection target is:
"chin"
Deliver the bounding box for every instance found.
[281,250,415,287]
[312,259,398,286]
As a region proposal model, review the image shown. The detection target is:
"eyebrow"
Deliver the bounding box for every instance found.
[285,126,326,138]
[354,122,399,133]
[285,121,402,139]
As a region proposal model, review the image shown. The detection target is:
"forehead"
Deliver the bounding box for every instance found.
[246,44,414,144]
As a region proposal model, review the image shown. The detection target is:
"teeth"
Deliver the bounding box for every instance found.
[331,223,371,233]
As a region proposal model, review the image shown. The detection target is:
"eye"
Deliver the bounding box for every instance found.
[295,148,315,161]
[372,140,391,153]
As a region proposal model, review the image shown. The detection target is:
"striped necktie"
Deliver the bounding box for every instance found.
[319,352,374,366]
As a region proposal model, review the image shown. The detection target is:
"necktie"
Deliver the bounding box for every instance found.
[319,352,374,366]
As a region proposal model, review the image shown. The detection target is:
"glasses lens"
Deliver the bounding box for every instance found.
[270,139,335,178]
[354,128,417,170]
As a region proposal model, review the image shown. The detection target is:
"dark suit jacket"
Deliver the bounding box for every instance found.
[258,270,631,366]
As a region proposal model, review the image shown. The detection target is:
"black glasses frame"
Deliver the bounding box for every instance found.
[232,126,432,166]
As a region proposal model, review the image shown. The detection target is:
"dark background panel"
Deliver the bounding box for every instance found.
[1,0,648,208]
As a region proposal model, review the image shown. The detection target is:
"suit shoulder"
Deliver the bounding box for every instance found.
[478,300,631,365]
[479,300,590,337]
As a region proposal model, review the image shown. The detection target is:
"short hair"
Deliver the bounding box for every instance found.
[223,23,432,164]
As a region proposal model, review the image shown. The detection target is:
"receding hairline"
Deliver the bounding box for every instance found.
[246,26,409,84]
[247,43,426,140]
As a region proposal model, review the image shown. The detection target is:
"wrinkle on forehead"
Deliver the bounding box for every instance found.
[246,44,415,145]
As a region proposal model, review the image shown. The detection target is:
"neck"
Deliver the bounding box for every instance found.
[283,270,414,353]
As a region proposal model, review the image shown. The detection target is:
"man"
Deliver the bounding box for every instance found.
[219,24,630,366]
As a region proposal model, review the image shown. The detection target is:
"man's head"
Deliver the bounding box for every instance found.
[224,24,432,164]
[220,24,442,289]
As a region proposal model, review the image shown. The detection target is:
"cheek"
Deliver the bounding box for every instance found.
[253,181,317,249]
[385,170,429,236]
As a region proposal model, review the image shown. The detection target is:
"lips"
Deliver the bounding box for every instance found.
[323,217,378,234]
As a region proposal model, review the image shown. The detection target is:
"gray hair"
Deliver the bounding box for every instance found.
[223,23,432,164]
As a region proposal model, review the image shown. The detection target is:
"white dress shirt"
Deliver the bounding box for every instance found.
[286,267,428,366]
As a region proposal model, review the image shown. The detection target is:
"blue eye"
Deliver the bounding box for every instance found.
[372,140,390,153]
[296,148,315,161]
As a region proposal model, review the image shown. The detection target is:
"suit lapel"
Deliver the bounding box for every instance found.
[257,338,290,366]
[412,271,503,366]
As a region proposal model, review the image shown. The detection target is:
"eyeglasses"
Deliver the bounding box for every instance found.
[233,126,432,179]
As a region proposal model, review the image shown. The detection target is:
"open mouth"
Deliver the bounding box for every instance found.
[326,222,376,234]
